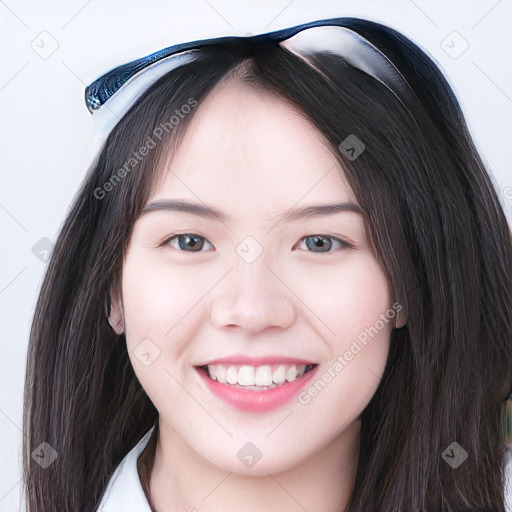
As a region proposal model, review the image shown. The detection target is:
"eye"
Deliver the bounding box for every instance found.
[164,233,213,252]
[161,233,352,253]
[294,234,352,253]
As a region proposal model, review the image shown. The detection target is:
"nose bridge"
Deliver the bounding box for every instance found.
[209,241,296,332]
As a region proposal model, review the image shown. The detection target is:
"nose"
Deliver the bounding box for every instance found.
[209,257,296,334]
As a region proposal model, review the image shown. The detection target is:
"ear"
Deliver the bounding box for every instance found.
[108,286,125,335]
[395,309,407,329]
[390,289,407,329]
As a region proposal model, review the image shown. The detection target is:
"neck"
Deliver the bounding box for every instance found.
[146,419,360,512]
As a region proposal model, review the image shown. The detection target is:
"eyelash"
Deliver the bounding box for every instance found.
[160,232,353,253]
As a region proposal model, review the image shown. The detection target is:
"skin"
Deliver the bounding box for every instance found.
[110,79,402,512]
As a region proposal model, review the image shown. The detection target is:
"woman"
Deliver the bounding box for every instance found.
[23,17,512,512]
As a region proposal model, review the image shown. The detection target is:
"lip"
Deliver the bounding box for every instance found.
[195,363,319,413]
[197,355,316,366]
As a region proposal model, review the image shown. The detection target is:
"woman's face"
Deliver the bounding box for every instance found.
[111,80,398,475]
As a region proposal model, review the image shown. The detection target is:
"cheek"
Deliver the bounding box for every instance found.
[121,252,213,341]
[292,255,393,427]
[119,252,213,409]
[296,253,393,346]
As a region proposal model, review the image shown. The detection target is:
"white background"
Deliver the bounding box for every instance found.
[1,1,511,510]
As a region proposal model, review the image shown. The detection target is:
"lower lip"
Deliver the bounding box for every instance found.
[196,366,319,413]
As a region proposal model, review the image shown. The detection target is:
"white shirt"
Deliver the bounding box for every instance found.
[506,450,512,512]
[96,426,512,512]
[96,425,155,512]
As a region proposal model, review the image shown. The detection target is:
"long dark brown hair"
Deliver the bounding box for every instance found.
[23,18,512,512]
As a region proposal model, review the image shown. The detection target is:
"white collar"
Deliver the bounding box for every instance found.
[96,425,155,512]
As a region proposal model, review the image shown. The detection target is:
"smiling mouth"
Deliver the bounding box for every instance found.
[197,363,317,391]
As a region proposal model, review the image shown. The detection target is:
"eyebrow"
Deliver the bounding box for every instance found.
[140,199,364,223]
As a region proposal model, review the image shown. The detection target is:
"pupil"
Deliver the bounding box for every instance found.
[307,235,330,252]
[179,235,203,251]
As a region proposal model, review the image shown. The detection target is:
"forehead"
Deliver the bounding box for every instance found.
[149,80,358,219]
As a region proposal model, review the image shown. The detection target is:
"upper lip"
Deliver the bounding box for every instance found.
[196,355,316,366]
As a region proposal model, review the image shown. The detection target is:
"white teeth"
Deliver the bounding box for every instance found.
[285,366,297,382]
[272,365,286,385]
[205,363,312,387]
[226,366,238,385]
[255,365,272,386]
[238,365,255,386]
[207,365,217,380]
[216,365,227,384]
